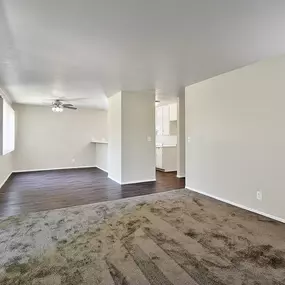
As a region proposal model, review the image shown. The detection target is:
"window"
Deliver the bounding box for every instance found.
[0,97,15,155]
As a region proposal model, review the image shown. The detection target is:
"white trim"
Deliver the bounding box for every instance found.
[0,172,12,189]
[96,165,108,173]
[186,186,285,224]
[0,88,13,104]
[176,174,185,178]
[108,176,156,185]
[91,140,108,144]
[13,165,97,173]
[121,179,156,185]
[108,175,122,184]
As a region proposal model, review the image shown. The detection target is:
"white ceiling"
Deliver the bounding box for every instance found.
[1,0,285,109]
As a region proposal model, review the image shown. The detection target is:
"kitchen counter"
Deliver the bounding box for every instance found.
[91,140,108,144]
[156,144,177,148]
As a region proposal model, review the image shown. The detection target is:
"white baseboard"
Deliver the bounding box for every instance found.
[108,176,156,185]
[0,172,12,189]
[186,186,285,224]
[177,174,185,178]
[108,175,122,184]
[121,179,156,185]
[13,165,97,173]
[96,165,108,173]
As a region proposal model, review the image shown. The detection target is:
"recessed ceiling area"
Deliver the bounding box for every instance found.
[1,0,285,109]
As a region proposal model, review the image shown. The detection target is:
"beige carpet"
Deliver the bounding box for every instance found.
[0,189,285,284]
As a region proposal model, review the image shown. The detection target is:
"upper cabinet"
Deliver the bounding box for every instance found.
[156,103,177,135]
[162,105,170,135]
[169,103,177,121]
[156,105,170,135]
[155,106,163,135]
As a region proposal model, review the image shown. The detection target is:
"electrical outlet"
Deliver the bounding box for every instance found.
[187,137,191,143]
[147,136,152,142]
[256,190,262,201]
[72,158,75,163]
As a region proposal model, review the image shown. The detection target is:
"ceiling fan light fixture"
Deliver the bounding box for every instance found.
[50,99,77,112]
[52,105,63,112]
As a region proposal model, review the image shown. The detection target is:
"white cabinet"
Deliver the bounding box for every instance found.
[169,103,177,121]
[156,147,163,168]
[155,106,163,135]
[156,146,177,171]
[162,105,170,135]
[156,105,170,135]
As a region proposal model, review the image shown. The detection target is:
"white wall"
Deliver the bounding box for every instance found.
[121,91,156,183]
[13,104,107,171]
[108,92,122,182]
[96,144,108,172]
[186,55,285,221]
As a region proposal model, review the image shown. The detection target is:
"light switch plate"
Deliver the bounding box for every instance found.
[147,136,152,142]
[257,190,262,201]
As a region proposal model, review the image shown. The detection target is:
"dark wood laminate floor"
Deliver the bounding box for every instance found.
[0,168,185,216]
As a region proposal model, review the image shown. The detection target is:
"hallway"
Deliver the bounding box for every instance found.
[0,168,185,216]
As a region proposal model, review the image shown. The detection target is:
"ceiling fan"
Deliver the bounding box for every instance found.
[51,99,77,112]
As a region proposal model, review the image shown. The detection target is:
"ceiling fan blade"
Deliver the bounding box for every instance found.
[62,103,73,107]
[64,106,77,110]
[64,98,88,101]
[46,97,88,102]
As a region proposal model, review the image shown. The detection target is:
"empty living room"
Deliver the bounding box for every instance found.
[1,1,285,284]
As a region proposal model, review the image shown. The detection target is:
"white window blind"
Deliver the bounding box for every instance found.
[0,97,15,155]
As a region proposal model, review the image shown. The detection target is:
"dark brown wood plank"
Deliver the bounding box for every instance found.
[0,168,185,216]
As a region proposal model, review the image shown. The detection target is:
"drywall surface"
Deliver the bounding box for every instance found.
[186,55,285,221]
[13,104,107,171]
[96,143,108,172]
[108,92,122,183]
[121,91,156,183]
